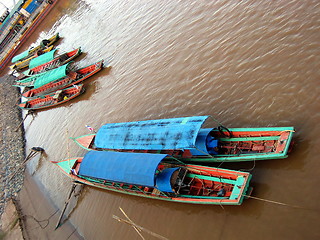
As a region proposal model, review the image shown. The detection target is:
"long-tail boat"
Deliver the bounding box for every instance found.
[18,47,82,79]
[21,60,104,98]
[11,33,60,63]
[52,151,252,205]
[71,116,294,163]
[10,45,54,71]
[13,63,71,88]
[18,84,84,110]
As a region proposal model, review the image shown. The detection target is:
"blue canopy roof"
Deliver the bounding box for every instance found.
[94,116,209,150]
[78,151,168,187]
[189,128,218,155]
[155,168,179,193]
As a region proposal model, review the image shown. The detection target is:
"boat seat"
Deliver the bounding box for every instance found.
[53,90,63,100]
[252,145,265,151]
[68,71,78,80]
[59,53,69,62]
[151,188,161,196]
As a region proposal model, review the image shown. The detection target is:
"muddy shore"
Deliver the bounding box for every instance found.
[0,75,26,217]
[0,75,82,239]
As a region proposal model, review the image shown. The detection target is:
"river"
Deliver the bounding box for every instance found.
[5,0,320,239]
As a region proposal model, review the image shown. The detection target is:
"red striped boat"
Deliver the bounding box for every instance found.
[20,47,82,78]
[18,84,84,110]
[71,116,295,163]
[52,151,252,205]
[22,60,104,98]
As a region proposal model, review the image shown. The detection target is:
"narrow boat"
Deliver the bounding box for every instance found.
[71,116,294,162]
[10,45,54,71]
[11,33,60,63]
[14,63,71,88]
[18,84,84,110]
[21,60,104,98]
[19,47,82,78]
[52,151,252,205]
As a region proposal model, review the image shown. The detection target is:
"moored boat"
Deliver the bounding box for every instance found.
[11,33,60,63]
[52,151,252,205]
[19,47,82,78]
[10,45,54,71]
[71,116,294,162]
[18,84,84,110]
[14,63,71,88]
[21,60,104,98]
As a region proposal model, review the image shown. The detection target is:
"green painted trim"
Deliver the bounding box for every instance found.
[282,131,295,155]
[186,173,236,184]
[182,153,288,162]
[178,195,228,199]
[219,136,280,141]
[56,159,77,173]
[229,176,245,200]
[212,127,295,132]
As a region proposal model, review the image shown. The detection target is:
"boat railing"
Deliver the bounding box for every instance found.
[77,175,171,198]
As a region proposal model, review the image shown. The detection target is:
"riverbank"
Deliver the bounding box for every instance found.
[0,75,25,217]
[0,75,82,239]
[0,75,26,239]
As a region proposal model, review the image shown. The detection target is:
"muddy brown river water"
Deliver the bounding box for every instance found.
[3,0,320,239]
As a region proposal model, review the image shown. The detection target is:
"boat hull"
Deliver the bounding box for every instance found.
[18,84,84,110]
[53,157,252,205]
[21,60,104,98]
[71,126,295,162]
[21,47,82,78]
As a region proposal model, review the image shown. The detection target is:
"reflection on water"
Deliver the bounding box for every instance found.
[20,0,320,239]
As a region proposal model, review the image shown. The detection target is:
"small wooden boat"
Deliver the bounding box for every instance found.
[11,33,60,63]
[19,47,82,79]
[18,84,84,110]
[10,45,54,71]
[14,63,71,88]
[52,151,252,205]
[21,60,104,98]
[71,116,294,162]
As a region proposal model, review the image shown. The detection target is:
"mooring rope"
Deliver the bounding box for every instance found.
[243,195,304,209]
[25,209,59,229]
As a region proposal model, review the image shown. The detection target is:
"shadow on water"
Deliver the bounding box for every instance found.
[60,183,86,227]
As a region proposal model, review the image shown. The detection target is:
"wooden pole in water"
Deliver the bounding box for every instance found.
[15,110,35,132]
[112,215,169,240]
[113,207,169,240]
[119,207,144,240]
[6,147,44,182]
[55,183,77,230]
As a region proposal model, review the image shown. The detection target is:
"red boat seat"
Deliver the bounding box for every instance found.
[252,145,265,151]
[68,71,78,79]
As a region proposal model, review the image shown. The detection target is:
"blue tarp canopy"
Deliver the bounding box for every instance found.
[155,168,179,193]
[189,128,218,155]
[78,151,168,187]
[94,116,209,150]
[29,49,57,69]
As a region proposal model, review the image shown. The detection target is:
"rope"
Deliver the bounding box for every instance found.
[239,160,256,172]
[66,128,71,169]
[24,209,59,229]
[208,115,224,126]
[243,195,304,209]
